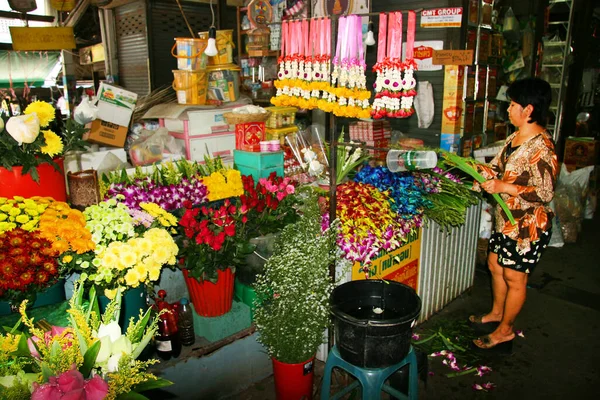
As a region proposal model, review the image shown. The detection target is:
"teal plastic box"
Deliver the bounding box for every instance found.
[234,150,284,181]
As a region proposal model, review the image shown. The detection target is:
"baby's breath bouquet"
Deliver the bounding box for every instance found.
[67,197,179,297]
[0,101,89,182]
[253,190,339,363]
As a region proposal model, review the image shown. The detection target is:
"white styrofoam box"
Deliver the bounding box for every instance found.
[474,140,505,163]
[164,108,231,135]
[170,131,235,165]
[80,148,128,171]
[95,83,138,127]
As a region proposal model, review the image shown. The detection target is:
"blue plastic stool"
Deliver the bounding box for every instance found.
[320,345,418,400]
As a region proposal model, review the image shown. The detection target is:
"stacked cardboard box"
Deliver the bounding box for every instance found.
[349,120,391,160]
[87,83,138,148]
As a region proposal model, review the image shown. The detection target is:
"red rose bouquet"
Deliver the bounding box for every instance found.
[177,198,254,283]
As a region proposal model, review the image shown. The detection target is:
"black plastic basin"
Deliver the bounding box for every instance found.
[330,280,422,368]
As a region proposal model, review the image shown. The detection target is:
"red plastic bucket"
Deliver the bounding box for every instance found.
[272,356,315,400]
[0,158,67,201]
[183,268,235,317]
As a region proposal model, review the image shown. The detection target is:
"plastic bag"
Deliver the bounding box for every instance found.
[553,164,594,243]
[285,124,329,181]
[73,95,98,125]
[502,8,520,43]
[128,127,172,167]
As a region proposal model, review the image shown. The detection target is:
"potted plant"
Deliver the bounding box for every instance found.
[176,195,254,317]
[0,100,89,200]
[253,190,339,400]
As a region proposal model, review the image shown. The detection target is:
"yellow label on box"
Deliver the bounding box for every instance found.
[441,65,464,135]
[352,229,421,291]
[10,27,76,51]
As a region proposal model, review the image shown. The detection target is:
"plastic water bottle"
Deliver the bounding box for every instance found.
[178,298,195,346]
[386,150,438,172]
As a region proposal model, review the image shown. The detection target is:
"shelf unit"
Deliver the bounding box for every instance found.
[235,5,281,104]
[462,0,502,152]
[539,0,575,142]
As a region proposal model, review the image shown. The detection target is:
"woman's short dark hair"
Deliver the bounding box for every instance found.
[506,77,552,127]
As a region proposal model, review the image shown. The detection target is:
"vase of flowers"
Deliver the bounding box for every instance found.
[176,196,253,317]
[0,196,94,314]
[253,190,339,400]
[65,198,179,330]
[0,101,89,200]
[0,282,172,399]
[236,173,299,286]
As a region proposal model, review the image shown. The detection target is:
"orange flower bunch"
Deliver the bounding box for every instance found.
[38,201,95,256]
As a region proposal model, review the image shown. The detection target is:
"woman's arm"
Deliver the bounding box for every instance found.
[481,146,558,203]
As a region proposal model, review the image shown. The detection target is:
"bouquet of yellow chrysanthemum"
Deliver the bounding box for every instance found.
[68,198,179,298]
[0,100,89,182]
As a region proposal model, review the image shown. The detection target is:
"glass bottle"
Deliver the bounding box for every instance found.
[154,294,181,360]
[177,298,195,346]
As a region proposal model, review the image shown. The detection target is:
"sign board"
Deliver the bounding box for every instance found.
[402,41,443,71]
[10,27,76,51]
[352,229,421,291]
[421,7,463,28]
[433,50,474,65]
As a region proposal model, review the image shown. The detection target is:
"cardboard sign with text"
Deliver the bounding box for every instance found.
[433,50,474,65]
[10,27,76,51]
[351,230,421,291]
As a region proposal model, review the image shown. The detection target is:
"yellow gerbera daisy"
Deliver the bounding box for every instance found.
[40,130,64,157]
[24,101,56,127]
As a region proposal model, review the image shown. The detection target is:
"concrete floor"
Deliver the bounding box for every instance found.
[227,212,600,399]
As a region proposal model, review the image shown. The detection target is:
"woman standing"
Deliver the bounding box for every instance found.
[470,77,558,350]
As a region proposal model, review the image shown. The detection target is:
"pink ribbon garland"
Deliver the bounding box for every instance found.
[405,10,416,61]
[388,11,402,60]
[377,13,387,64]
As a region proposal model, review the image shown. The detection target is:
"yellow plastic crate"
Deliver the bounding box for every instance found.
[265,126,298,144]
[265,106,297,129]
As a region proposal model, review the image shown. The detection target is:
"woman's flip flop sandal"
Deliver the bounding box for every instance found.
[468,314,500,334]
[472,334,514,353]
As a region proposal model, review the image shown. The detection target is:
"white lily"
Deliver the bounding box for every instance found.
[97,320,121,342]
[95,322,134,372]
[5,113,40,145]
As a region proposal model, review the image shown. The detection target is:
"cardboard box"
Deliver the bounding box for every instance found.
[87,120,129,147]
[169,131,235,165]
[96,83,138,127]
[563,137,600,169]
[235,122,265,152]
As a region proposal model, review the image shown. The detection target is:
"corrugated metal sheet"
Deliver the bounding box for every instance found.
[417,203,482,322]
[115,0,150,96]
[147,0,212,90]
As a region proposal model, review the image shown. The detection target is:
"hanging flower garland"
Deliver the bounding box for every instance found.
[329,15,371,118]
[272,20,298,107]
[312,17,333,111]
[372,11,418,119]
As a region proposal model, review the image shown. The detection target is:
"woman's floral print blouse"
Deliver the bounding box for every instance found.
[478,131,558,252]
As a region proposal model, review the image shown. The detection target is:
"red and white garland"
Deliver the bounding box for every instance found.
[372,11,418,119]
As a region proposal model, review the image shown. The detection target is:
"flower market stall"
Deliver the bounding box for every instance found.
[0,4,500,399]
